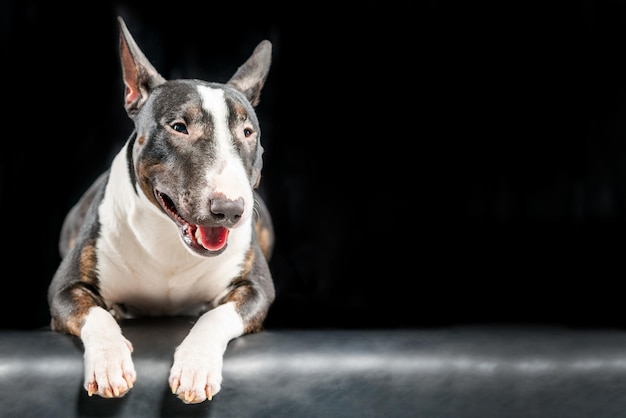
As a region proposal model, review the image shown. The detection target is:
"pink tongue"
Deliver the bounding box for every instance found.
[198,226,229,251]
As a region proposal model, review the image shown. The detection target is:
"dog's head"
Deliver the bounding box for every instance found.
[117,17,271,257]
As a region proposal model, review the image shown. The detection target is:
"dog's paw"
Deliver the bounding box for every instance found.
[82,332,136,398]
[168,343,223,404]
[80,307,137,398]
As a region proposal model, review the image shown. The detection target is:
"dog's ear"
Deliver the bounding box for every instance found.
[227,40,272,107]
[117,17,166,117]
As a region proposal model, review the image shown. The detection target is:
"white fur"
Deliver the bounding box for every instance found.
[198,86,255,226]
[169,302,244,402]
[81,306,136,397]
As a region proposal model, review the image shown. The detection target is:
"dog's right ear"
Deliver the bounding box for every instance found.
[117,17,166,117]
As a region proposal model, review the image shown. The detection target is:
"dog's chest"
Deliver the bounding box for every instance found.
[97,244,241,316]
[97,235,247,316]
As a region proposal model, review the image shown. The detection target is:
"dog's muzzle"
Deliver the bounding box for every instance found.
[154,189,242,256]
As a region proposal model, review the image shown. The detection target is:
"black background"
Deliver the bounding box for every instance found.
[1,1,626,330]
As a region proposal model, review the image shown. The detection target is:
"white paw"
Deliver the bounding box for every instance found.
[83,334,136,398]
[168,342,223,404]
[80,307,137,398]
[168,303,245,404]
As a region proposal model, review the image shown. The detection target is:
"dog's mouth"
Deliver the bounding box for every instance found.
[154,190,229,256]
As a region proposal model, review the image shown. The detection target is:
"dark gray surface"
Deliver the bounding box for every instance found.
[2,318,626,417]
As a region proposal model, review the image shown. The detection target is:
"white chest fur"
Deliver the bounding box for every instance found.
[94,147,252,317]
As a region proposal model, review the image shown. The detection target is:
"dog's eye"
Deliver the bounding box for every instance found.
[171,122,188,134]
[243,128,253,137]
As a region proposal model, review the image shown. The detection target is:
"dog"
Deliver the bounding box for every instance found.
[48,16,275,404]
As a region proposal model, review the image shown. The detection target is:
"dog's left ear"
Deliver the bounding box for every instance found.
[227,40,272,107]
[117,17,167,117]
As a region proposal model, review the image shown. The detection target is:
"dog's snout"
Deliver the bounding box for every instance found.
[210,197,245,224]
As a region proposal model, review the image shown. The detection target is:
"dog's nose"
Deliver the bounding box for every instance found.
[210,197,245,224]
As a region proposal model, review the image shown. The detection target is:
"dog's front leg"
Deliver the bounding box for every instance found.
[80,306,136,398]
[168,302,244,404]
